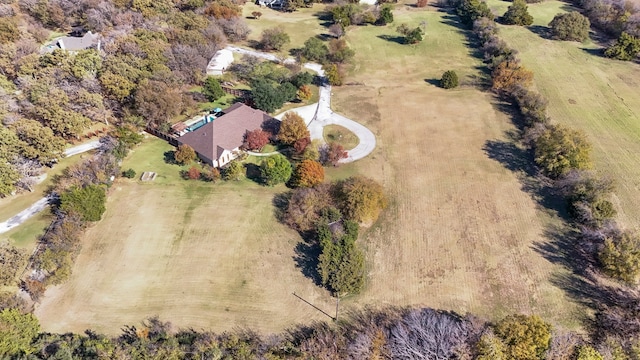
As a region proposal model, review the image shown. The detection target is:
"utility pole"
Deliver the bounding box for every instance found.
[334,296,340,322]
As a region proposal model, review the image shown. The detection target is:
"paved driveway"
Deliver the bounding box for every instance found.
[228,46,377,163]
[0,140,101,234]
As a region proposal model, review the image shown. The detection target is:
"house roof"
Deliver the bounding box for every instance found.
[206,49,234,75]
[178,103,275,162]
[57,31,99,51]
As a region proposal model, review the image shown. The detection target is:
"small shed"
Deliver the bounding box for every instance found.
[206,49,234,76]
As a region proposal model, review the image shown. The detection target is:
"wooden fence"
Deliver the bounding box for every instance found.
[222,86,250,99]
[146,127,178,146]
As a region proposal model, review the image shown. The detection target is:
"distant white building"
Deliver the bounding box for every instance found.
[206,49,234,76]
[256,0,285,7]
[56,31,101,52]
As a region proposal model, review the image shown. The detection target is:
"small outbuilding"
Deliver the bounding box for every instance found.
[56,31,101,52]
[206,49,234,76]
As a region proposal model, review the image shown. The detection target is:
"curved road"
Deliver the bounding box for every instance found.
[0,140,101,235]
[226,46,376,163]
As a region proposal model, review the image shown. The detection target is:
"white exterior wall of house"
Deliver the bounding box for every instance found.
[214,148,240,168]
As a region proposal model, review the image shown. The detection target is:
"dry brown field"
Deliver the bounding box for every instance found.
[36,5,584,334]
[36,163,339,334]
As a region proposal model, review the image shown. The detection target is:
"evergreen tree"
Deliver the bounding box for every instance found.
[503,0,533,26]
[202,76,225,102]
[605,32,640,61]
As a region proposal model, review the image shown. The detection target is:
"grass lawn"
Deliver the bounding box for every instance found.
[486,0,640,228]
[36,3,587,334]
[323,124,360,150]
[241,3,329,54]
[1,212,52,250]
[36,137,337,335]
[332,4,583,327]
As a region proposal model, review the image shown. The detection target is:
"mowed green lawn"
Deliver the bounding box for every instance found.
[241,3,329,54]
[343,5,483,86]
[487,0,640,227]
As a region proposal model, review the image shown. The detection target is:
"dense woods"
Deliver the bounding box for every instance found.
[0,0,253,197]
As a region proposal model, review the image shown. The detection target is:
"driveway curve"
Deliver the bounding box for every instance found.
[225,46,375,163]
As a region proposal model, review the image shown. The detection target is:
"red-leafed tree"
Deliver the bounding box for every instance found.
[243,129,270,151]
[324,143,348,167]
[292,160,325,188]
[187,166,201,180]
[294,137,311,154]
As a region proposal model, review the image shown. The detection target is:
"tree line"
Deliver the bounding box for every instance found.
[0,304,612,359]
[457,0,640,354]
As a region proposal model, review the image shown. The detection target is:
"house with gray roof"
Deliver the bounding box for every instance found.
[56,31,101,52]
[177,103,279,168]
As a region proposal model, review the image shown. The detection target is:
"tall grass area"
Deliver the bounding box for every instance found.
[487,0,640,227]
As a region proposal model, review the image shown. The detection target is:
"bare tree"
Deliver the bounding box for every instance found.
[13,156,42,192]
[546,331,581,360]
[389,308,472,360]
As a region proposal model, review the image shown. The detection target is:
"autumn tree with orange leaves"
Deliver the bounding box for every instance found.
[491,61,533,93]
[292,160,324,188]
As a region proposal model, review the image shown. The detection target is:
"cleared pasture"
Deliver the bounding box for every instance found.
[331,5,583,326]
[36,4,585,334]
[488,0,640,227]
[36,138,338,334]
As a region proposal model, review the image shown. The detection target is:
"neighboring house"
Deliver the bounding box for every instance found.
[256,0,285,7]
[177,103,278,168]
[56,31,101,51]
[206,49,234,76]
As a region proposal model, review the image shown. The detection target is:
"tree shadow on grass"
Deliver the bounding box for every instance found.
[440,13,471,32]
[313,11,334,28]
[440,14,488,65]
[532,222,631,326]
[424,78,441,87]
[377,34,405,45]
[294,240,323,286]
[245,163,262,183]
[483,139,567,218]
[581,47,605,58]
[527,25,552,40]
[272,192,291,223]
[272,191,323,286]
